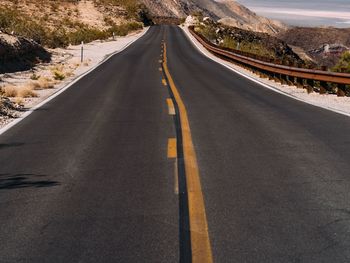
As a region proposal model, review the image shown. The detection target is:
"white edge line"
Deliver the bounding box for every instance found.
[180,26,350,118]
[0,27,150,136]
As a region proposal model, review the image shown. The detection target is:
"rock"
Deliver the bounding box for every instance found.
[0,33,51,74]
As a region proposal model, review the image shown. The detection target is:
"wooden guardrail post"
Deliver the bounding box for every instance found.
[337,84,346,97]
[295,77,304,88]
[319,81,328,94]
[305,79,314,94]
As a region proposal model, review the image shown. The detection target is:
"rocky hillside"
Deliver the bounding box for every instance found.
[278,27,350,68]
[140,0,286,34]
[0,0,147,48]
[216,0,286,34]
[195,18,303,66]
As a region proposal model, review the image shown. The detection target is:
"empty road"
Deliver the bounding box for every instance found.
[1,25,350,262]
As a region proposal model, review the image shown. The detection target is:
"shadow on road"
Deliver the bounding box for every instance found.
[0,143,25,150]
[0,173,59,190]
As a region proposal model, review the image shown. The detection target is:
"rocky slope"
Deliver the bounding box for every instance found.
[194,18,303,65]
[140,0,286,34]
[0,0,145,48]
[278,27,350,68]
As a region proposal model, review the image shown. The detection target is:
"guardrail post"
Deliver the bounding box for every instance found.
[286,75,294,86]
[305,79,314,93]
[295,77,304,88]
[281,74,288,85]
[319,81,328,94]
[337,84,346,97]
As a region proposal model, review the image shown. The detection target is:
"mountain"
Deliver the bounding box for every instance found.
[140,0,287,34]
[216,0,287,34]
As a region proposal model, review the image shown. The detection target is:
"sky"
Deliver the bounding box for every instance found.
[236,0,350,27]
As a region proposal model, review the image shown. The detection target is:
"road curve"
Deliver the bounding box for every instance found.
[1,25,350,263]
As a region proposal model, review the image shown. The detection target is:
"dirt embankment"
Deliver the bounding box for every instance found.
[0,33,51,74]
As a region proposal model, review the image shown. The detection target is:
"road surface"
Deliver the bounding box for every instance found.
[1,25,350,262]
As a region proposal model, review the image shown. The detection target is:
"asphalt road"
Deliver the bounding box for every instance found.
[1,25,350,262]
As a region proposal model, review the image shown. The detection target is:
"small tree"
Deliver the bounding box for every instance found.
[333,51,350,73]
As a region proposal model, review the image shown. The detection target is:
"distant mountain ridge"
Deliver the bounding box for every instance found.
[140,0,287,34]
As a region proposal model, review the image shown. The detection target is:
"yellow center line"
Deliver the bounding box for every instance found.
[167,138,177,158]
[163,43,213,263]
[166,98,176,115]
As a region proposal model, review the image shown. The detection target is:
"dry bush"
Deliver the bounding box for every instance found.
[51,65,66,81]
[1,85,18,97]
[17,87,38,98]
[30,77,55,90]
[53,70,66,80]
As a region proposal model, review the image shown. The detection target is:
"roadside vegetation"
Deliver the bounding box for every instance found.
[333,52,350,73]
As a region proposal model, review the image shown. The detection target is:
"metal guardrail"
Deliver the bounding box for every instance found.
[188,26,350,96]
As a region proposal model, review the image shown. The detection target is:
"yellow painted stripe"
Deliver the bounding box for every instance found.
[163,43,213,263]
[166,98,176,115]
[168,138,177,158]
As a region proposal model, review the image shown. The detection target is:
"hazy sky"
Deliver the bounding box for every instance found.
[236,0,350,27]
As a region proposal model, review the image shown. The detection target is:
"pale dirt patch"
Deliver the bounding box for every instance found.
[77,1,105,28]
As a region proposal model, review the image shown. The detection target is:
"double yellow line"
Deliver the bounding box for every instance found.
[162,43,213,263]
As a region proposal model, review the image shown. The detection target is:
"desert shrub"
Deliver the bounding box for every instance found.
[198,25,217,42]
[45,28,70,48]
[108,21,143,36]
[333,51,350,73]
[66,25,108,45]
[53,70,66,81]
[30,73,40,80]
[1,85,18,97]
[18,87,38,98]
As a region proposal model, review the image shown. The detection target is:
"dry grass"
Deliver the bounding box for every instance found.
[0,84,38,98]
[17,87,38,98]
[30,77,55,90]
[1,85,18,97]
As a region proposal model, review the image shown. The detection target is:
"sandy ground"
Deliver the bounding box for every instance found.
[182,25,350,117]
[0,27,149,129]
